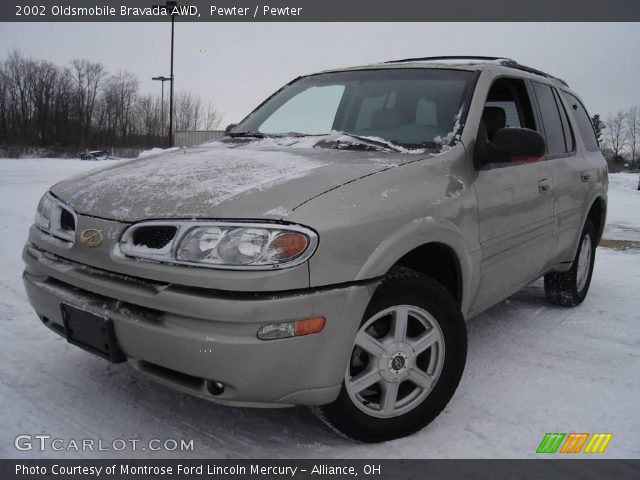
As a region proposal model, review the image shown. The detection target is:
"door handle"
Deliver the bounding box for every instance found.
[581,170,592,182]
[538,179,551,193]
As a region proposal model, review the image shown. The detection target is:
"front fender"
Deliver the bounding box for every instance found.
[355,217,477,317]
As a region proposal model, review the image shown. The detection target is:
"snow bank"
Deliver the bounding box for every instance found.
[137,147,180,159]
[604,173,640,242]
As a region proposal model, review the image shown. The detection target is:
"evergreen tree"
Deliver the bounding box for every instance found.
[591,114,605,144]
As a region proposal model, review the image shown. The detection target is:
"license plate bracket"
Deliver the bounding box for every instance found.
[60,304,126,363]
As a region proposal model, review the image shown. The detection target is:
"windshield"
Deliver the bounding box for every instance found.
[233,68,475,149]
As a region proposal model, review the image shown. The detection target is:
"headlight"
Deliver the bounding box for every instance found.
[120,221,318,270]
[35,193,54,231]
[34,192,76,242]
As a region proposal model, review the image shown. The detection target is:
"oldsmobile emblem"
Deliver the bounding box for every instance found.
[79,229,104,248]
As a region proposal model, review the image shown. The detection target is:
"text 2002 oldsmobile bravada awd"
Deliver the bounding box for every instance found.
[23,56,607,442]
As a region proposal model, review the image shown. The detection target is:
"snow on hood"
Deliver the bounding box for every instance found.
[51,139,422,222]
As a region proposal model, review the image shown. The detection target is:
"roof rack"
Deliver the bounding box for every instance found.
[385,55,511,64]
[499,59,569,87]
[384,56,568,87]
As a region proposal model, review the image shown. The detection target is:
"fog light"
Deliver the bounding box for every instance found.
[257,322,295,340]
[206,380,225,396]
[257,317,326,340]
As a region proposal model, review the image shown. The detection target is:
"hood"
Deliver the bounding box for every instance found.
[51,139,427,222]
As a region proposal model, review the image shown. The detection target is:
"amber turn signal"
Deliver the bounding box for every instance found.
[294,316,326,336]
[271,232,309,260]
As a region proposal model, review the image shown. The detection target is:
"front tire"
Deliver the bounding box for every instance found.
[544,219,596,307]
[319,267,467,443]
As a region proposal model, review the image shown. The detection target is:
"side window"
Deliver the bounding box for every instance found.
[485,101,522,128]
[553,88,575,152]
[532,82,568,156]
[562,92,600,152]
[482,77,536,141]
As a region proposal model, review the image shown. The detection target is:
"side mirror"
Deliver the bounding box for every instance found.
[224,123,237,135]
[477,127,546,167]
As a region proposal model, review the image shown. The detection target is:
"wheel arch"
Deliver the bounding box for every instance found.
[564,194,607,263]
[394,243,463,306]
[587,196,607,245]
[355,218,475,317]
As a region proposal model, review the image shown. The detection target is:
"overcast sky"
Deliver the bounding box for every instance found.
[1,22,638,125]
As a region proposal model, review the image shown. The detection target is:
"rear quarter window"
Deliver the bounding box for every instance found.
[532,82,567,155]
[562,92,600,152]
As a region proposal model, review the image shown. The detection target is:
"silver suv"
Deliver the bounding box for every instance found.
[23,56,607,442]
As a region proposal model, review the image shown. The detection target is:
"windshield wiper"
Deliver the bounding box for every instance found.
[398,141,440,149]
[227,131,267,139]
[228,131,324,139]
[328,132,403,152]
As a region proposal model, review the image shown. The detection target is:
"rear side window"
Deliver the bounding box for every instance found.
[562,92,600,151]
[554,89,575,152]
[532,82,568,155]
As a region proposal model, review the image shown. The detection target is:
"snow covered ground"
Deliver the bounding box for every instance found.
[0,158,638,459]
[604,173,640,242]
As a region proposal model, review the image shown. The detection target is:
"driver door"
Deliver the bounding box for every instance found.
[471,77,555,313]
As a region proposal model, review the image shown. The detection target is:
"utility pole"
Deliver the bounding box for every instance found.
[152,1,177,147]
[169,2,176,147]
[152,76,171,141]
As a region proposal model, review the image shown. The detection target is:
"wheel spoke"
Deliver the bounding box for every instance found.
[392,306,409,342]
[576,234,592,291]
[355,332,386,358]
[410,329,439,354]
[345,304,446,419]
[348,368,382,393]
[409,368,434,390]
[380,381,399,415]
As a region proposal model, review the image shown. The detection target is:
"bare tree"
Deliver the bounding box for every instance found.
[0,62,7,142]
[67,59,106,146]
[52,70,73,144]
[627,106,639,170]
[109,71,139,138]
[4,50,32,142]
[0,49,224,151]
[136,93,162,139]
[203,103,223,130]
[174,91,199,131]
[605,111,628,163]
[25,59,58,145]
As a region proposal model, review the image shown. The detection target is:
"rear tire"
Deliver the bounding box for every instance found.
[544,219,596,307]
[318,266,467,443]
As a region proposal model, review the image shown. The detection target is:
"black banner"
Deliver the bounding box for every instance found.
[3,459,640,480]
[2,0,640,22]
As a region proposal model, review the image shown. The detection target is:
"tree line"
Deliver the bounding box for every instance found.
[0,50,222,154]
[592,108,640,172]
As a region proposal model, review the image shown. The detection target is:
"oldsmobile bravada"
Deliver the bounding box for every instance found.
[23,56,607,442]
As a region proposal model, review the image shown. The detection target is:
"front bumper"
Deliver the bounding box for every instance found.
[23,243,377,407]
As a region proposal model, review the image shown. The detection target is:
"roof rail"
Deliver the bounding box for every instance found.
[384,55,569,87]
[499,59,569,87]
[385,55,513,64]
